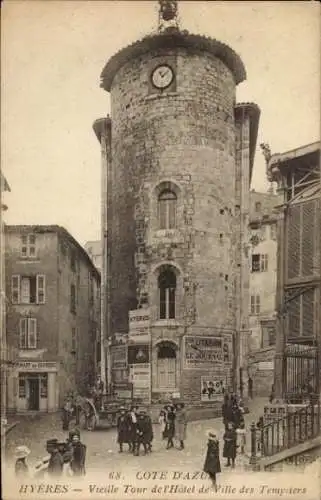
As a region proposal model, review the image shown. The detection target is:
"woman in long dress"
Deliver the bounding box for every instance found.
[203,430,221,491]
[175,402,187,450]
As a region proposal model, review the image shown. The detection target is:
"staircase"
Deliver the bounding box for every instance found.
[249,399,321,471]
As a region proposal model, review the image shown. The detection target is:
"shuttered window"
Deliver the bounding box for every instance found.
[19,318,38,349]
[287,289,316,340]
[287,199,319,281]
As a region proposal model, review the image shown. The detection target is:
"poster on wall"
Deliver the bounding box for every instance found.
[127,344,150,365]
[183,336,223,369]
[111,345,127,370]
[129,364,151,403]
[201,376,226,402]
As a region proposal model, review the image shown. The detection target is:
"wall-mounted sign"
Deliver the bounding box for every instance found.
[15,361,57,371]
[129,364,151,403]
[201,376,226,402]
[183,336,223,369]
[111,345,127,370]
[128,345,150,365]
[129,309,150,342]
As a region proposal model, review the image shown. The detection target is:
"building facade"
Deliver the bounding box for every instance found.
[84,240,102,273]
[5,225,100,413]
[247,190,279,396]
[94,21,260,405]
[1,173,12,424]
[267,142,320,403]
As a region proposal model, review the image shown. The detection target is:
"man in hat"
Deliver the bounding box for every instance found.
[47,439,64,477]
[14,446,30,478]
[203,430,221,491]
[134,408,153,456]
[117,407,129,453]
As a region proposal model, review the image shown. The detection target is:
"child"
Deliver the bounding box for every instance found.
[47,439,64,477]
[14,446,30,478]
[223,421,237,467]
[117,407,129,453]
[203,430,221,491]
[70,433,86,476]
[236,421,246,454]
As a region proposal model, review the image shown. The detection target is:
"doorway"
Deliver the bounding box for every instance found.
[156,342,177,389]
[28,378,40,410]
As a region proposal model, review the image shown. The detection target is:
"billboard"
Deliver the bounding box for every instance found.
[183,336,224,369]
[110,345,127,370]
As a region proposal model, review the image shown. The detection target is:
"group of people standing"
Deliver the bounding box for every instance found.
[117,406,153,456]
[116,401,188,455]
[14,429,86,479]
[159,402,187,450]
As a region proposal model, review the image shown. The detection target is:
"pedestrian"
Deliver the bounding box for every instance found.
[231,399,242,429]
[222,394,233,430]
[175,402,187,450]
[134,408,153,456]
[158,408,167,440]
[269,384,275,403]
[164,404,175,449]
[236,421,246,454]
[70,433,86,476]
[223,422,237,468]
[117,407,129,453]
[203,430,221,492]
[248,377,253,399]
[62,397,73,431]
[128,405,138,454]
[47,439,64,477]
[14,446,30,478]
[74,393,83,426]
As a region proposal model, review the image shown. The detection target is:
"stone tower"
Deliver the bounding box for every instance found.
[94,5,260,406]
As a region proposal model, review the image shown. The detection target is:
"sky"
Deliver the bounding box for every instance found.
[2,1,320,246]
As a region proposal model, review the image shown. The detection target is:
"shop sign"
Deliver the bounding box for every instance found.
[15,361,57,371]
[183,336,223,369]
[111,345,127,370]
[127,345,150,365]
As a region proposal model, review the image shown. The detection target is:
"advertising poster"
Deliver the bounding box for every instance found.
[183,336,223,369]
[201,376,227,402]
[2,2,320,500]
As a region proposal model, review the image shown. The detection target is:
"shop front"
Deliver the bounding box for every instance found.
[8,361,58,413]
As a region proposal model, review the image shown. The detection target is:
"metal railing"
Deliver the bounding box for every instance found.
[250,399,321,463]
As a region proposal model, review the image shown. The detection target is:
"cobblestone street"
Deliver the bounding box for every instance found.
[5,399,268,473]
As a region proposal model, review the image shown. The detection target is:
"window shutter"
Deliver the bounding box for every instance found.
[19,318,27,348]
[12,275,20,304]
[28,318,37,348]
[36,275,46,304]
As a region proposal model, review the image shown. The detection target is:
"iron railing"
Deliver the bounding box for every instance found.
[250,399,321,462]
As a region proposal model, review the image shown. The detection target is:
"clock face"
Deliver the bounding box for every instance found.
[151,65,174,89]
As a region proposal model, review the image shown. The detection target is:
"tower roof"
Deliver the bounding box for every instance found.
[100,31,246,92]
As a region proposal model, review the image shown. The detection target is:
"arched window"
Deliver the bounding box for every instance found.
[157,341,177,388]
[158,267,176,319]
[158,190,177,229]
